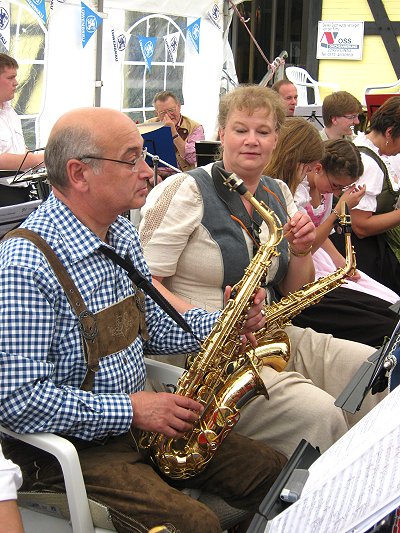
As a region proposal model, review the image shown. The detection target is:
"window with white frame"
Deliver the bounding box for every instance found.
[123,12,186,124]
[0,1,47,149]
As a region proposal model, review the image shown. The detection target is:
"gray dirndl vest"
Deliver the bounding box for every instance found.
[188,163,289,300]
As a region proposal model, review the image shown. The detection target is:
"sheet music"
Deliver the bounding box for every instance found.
[267,387,400,533]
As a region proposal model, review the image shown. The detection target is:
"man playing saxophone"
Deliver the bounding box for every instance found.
[140,85,384,460]
[0,107,287,533]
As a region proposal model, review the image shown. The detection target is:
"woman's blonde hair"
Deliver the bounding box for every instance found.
[218,84,286,131]
[264,117,325,194]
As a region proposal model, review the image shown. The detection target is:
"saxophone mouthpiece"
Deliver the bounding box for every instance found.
[215,166,248,197]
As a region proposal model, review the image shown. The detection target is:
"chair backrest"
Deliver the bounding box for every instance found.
[285,66,321,106]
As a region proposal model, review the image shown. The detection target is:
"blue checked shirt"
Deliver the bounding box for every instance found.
[0,193,219,441]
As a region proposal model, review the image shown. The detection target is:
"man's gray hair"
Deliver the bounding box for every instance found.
[44,126,102,190]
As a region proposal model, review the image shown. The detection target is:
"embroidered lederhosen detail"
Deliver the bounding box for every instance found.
[3,228,148,391]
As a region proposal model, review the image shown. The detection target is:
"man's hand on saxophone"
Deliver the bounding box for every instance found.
[129,287,267,439]
[130,391,204,438]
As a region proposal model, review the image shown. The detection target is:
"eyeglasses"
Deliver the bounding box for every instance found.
[79,148,148,173]
[156,107,177,117]
[326,174,354,192]
[342,114,359,121]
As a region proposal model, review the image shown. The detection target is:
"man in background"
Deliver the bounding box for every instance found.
[272,80,298,117]
[0,53,44,205]
[147,90,204,174]
[320,91,362,141]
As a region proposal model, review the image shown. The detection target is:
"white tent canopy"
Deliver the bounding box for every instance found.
[4,0,242,147]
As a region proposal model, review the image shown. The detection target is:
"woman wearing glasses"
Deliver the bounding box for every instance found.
[331,96,400,295]
[319,91,363,141]
[140,85,382,459]
[265,117,398,346]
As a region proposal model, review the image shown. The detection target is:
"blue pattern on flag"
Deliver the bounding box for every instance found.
[138,36,157,72]
[81,1,103,48]
[187,18,201,53]
[25,0,47,24]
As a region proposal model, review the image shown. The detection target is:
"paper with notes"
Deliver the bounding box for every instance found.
[267,386,400,533]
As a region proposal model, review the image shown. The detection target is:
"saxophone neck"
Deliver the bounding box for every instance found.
[220,170,284,246]
[335,203,356,276]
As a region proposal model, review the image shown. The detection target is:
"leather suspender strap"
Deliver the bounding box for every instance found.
[3,228,98,390]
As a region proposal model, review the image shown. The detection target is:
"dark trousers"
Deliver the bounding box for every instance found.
[292,286,398,347]
[3,431,286,533]
[330,231,400,296]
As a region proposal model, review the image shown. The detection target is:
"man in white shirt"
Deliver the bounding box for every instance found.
[0,53,43,205]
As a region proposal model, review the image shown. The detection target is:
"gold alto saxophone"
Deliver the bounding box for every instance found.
[251,200,356,372]
[139,173,284,479]
[139,174,356,480]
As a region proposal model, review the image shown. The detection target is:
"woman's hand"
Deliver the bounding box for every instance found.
[224,286,267,348]
[284,211,316,254]
[338,184,366,210]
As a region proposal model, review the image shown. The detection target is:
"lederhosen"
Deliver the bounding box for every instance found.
[1,231,286,533]
[2,228,149,391]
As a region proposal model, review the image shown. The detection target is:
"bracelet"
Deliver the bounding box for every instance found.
[288,244,312,257]
[172,133,179,140]
[332,207,341,219]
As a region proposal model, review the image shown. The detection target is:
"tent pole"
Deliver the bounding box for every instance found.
[94,0,104,107]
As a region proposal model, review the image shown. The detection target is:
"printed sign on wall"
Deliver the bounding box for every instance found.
[317,21,364,60]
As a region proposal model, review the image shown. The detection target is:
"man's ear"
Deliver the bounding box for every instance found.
[219,127,225,145]
[66,159,89,191]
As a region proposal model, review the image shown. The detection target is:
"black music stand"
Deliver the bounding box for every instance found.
[247,439,320,532]
[335,313,400,413]
[294,105,324,130]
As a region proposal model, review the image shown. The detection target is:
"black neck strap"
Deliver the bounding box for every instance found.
[99,245,200,343]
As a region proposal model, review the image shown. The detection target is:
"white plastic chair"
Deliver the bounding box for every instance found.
[285,66,339,106]
[362,78,400,105]
[0,357,248,533]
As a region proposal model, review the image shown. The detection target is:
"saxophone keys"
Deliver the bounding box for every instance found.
[198,429,218,448]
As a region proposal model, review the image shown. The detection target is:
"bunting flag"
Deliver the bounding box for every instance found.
[81,2,103,48]
[207,2,222,31]
[111,27,130,62]
[138,35,156,71]
[187,18,200,54]
[25,0,47,25]
[0,2,10,51]
[163,32,179,66]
